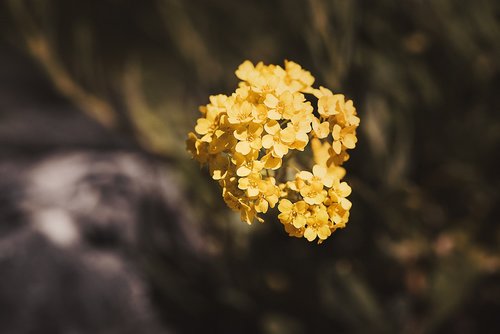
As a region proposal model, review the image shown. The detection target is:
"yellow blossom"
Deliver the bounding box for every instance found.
[254,177,280,213]
[194,106,221,143]
[234,122,263,155]
[232,151,263,177]
[278,199,309,228]
[335,98,360,127]
[261,152,282,170]
[227,100,254,124]
[261,120,298,158]
[332,124,358,154]
[284,60,315,92]
[298,178,326,205]
[235,60,261,83]
[304,206,332,242]
[312,116,330,139]
[314,87,342,117]
[187,60,360,242]
[264,91,304,120]
[186,132,208,164]
[238,172,264,198]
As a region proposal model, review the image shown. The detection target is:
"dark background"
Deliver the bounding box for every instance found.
[0,0,499,333]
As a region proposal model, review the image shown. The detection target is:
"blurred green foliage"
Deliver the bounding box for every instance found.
[2,0,499,333]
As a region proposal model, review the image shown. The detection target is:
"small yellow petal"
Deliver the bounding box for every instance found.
[247,187,260,197]
[233,127,248,141]
[262,153,282,170]
[295,201,308,212]
[262,135,274,149]
[264,94,279,108]
[250,138,262,150]
[332,141,342,154]
[235,141,252,155]
[304,227,317,241]
[273,143,288,158]
[340,198,352,210]
[343,133,357,149]
[268,109,282,120]
[313,165,327,178]
[293,215,306,228]
[297,171,313,180]
[255,199,269,213]
[280,127,296,143]
[194,118,211,135]
[338,182,352,197]
[318,225,331,240]
[237,166,251,177]
[332,124,341,140]
[264,120,281,135]
[278,199,293,212]
[238,178,249,189]
[296,130,309,142]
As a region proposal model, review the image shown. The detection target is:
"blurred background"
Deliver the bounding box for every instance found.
[0,0,499,333]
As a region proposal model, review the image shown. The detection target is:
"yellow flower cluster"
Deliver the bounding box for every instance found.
[187,60,360,243]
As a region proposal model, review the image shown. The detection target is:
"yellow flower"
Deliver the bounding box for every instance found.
[335,98,360,127]
[311,137,330,166]
[240,201,261,224]
[254,177,280,213]
[278,199,309,228]
[186,132,209,164]
[264,91,304,120]
[298,164,335,188]
[294,164,337,206]
[326,200,350,228]
[298,180,326,205]
[252,104,269,124]
[238,172,264,198]
[303,206,331,242]
[312,116,330,139]
[235,60,260,83]
[290,107,313,131]
[314,87,341,117]
[284,60,315,91]
[240,62,284,95]
[227,100,254,124]
[261,152,282,170]
[277,199,294,223]
[207,94,229,113]
[283,221,304,238]
[232,151,263,177]
[234,122,263,155]
[262,120,295,158]
[288,112,313,151]
[332,124,358,154]
[187,60,359,243]
[344,100,360,126]
[194,109,219,142]
[327,181,352,210]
